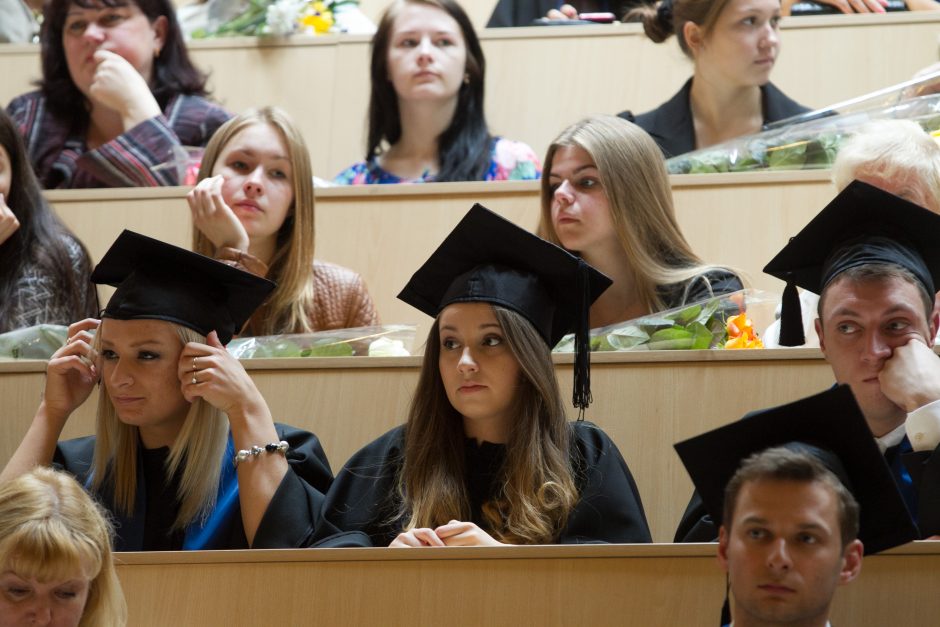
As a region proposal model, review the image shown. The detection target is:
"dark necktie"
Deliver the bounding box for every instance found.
[884,437,918,522]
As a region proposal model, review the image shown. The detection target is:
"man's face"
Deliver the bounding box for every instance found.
[718,479,862,627]
[816,276,937,432]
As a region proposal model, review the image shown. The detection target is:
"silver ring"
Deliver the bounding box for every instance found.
[191,374,198,385]
[192,356,198,371]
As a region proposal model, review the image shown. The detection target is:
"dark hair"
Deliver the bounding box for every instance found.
[0,108,97,329]
[818,262,935,323]
[723,446,860,550]
[627,0,734,57]
[367,0,491,182]
[39,0,209,127]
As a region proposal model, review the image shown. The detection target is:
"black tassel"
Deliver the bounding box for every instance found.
[778,280,805,347]
[572,260,592,419]
[720,575,731,626]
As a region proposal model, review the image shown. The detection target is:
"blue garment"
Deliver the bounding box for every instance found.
[885,436,918,525]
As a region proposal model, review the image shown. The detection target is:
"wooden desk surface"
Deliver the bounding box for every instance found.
[3,13,938,177]
[0,348,836,542]
[112,542,940,626]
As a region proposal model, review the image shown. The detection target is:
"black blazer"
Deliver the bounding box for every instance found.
[619,78,810,158]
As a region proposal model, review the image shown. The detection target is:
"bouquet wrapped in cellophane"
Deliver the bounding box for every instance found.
[666,72,940,175]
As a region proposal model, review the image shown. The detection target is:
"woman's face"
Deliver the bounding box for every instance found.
[0,568,91,627]
[548,145,617,254]
[386,3,467,105]
[213,122,294,243]
[99,318,190,447]
[438,303,521,441]
[693,0,781,88]
[0,144,11,199]
[61,0,167,96]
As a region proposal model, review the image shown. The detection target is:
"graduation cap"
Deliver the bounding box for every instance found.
[398,204,612,411]
[674,384,918,555]
[763,180,940,346]
[91,230,276,344]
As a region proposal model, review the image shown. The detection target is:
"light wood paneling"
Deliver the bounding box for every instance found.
[0,348,837,542]
[3,13,938,177]
[47,170,839,327]
[112,543,940,626]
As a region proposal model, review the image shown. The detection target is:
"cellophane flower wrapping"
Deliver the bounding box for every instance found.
[226,325,416,358]
[552,289,778,352]
[666,73,940,175]
[0,325,68,359]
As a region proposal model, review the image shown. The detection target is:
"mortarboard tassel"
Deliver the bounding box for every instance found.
[572,260,593,419]
[778,280,805,347]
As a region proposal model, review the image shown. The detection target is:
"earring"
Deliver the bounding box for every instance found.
[463,73,470,85]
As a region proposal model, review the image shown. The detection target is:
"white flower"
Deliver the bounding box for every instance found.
[263,0,304,35]
[368,337,410,357]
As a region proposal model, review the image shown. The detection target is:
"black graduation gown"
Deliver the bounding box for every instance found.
[674,420,940,542]
[618,78,811,159]
[53,423,367,550]
[323,421,652,546]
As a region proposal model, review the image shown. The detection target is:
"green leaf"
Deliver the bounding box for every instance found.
[606,326,650,350]
[667,303,701,325]
[647,326,694,350]
[302,341,354,357]
[687,321,714,350]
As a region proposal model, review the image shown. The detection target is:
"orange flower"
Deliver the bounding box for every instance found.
[725,312,764,350]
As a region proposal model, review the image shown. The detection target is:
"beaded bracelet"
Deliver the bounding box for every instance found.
[234,441,289,468]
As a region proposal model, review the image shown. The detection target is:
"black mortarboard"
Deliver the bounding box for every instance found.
[764,180,940,346]
[398,204,612,411]
[91,231,276,345]
[675,385,919,555]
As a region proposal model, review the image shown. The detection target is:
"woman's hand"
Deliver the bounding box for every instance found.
[187,175,250,251]
[546,4,579,19]
[434,521,505,547]
[0,194,20,246]
[43,319,101,423]
[179,331,268,424]
[389,528,446,547]
[89,49,161,131]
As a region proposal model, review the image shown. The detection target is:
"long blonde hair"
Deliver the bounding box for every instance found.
[399,306,578,544]
[193,107,316,335]
[0,467,127,626]
[91,323,229,530]
[540,115,726,313]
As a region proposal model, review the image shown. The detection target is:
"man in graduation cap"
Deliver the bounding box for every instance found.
[676,181,940,541]
[675,386,918,627]
[763,180,940,539]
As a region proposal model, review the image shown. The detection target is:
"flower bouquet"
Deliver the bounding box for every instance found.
[226,325,416,358]
[0,325,68,360]
[190,0,366,39]
[666,72,940,175]
[553,289,776,353]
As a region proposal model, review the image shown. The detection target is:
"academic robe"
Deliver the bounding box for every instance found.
[323,421,652,546]
[674,430,940,542]
[54,423,368,550]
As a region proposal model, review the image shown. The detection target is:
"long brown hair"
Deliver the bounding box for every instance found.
[192,107,316,335]
[398,306,578,544]
[540,115,727,313]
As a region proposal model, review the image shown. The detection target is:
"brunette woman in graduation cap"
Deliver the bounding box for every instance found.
[1,231,366,551]
[323,205,651,547]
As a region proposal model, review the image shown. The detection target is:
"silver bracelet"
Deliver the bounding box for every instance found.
[233,440,289,468]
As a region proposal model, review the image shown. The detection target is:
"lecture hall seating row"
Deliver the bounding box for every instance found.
[113,543,940,625]
[46,169,838,327]
[2,12,938,177]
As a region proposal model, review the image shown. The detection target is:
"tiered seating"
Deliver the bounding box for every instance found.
[4,12,939,177]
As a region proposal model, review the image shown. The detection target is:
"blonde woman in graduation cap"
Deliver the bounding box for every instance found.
[324,206,651,547]
[1,231,366,551]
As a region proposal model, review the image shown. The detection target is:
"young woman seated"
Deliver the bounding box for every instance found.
[189,107,379,335]
[621,0,809,157]
[334,0,540,184]
[0,466,127,626]
[0,108,97,333]
[0,231,364,550]
[7,0,230,188]
[324,205,652,547]
[540,115,742,330]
